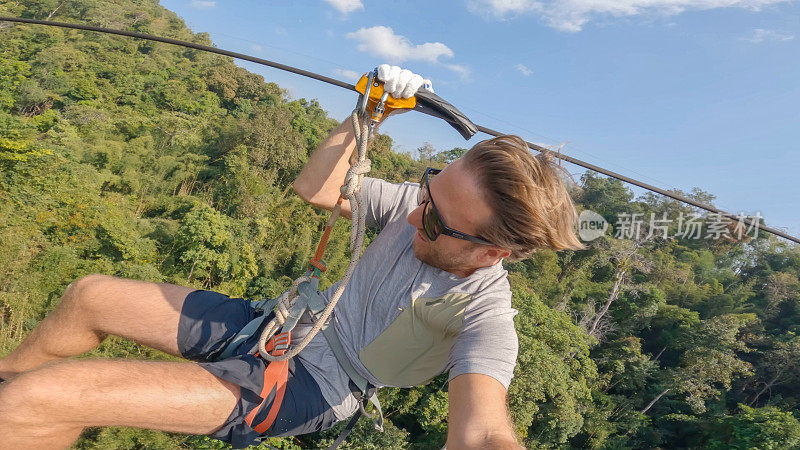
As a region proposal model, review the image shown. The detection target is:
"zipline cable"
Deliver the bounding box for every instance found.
[0,16,355,89]
[2,16,798,245]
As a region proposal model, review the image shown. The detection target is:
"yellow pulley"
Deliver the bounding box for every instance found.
[354,69,416,126]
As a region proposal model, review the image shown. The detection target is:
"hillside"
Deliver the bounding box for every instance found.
[1,1,800,448]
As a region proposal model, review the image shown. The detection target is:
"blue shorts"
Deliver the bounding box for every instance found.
[177,290,338,448]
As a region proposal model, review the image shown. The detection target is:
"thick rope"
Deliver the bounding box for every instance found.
[257,110,372,361]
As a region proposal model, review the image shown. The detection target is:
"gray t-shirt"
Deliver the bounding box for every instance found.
[296,177,519,420]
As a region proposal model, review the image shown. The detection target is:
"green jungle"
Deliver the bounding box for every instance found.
[1,1,799,448]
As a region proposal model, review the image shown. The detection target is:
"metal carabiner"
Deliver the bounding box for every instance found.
[356,68,376,116]
[368,91,389,134]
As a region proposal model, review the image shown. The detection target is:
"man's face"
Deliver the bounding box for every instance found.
[406,159,504,277]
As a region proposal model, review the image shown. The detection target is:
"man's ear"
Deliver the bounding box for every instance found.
[478,246,512,265]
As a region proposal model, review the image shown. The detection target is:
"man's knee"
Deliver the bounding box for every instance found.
[0,370,85,447]
[0,370,53,427]
[62,274,118,315]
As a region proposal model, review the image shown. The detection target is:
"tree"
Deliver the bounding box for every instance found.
[650,313,757,415]
[175,202,256,291]
[704,405,800,449]
[578,237,654,342]
[432,147,467,164]
[745,334,800,407]
[507,284,598,447]
[416,142,435,162]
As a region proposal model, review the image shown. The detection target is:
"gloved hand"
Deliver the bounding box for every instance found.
[376,64,434,99]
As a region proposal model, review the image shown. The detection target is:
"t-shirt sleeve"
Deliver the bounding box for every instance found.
[360,177,419,230]
[446,293,519,389]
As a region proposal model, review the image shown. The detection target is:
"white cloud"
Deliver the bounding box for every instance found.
[334,68,364,81]
[445,63,472,79]
[515,63,533,76]
[743,28,795,42]
[346,26,454,63]
[346,26,471,81]
[323,0,364,14]
[190,0,215,10]
[468,0,542,18]
[250,44,262,52]
[468,0,795,32]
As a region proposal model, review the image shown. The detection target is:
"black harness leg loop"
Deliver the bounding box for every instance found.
[326,411,362,450]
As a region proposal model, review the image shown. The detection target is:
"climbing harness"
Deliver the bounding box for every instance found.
[210,68,476,446]
[240,110,376,439]
[2,16,796,244]
[252,69,419,365]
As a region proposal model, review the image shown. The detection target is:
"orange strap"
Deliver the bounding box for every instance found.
[244,332,292,433]
[311,196,344,264]
[245,188,346,434]
[244,359,289,433]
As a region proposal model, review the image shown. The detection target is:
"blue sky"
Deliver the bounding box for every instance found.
[160,0,800,238]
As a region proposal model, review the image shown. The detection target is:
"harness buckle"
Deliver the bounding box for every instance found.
[264,331,291,357]
[307,259,327,278]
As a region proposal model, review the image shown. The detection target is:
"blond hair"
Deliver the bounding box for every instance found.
[461,135,585,261]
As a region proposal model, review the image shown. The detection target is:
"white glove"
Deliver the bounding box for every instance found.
[376,64,434,99]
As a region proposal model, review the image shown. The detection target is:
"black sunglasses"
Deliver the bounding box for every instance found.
[418,167,494,246]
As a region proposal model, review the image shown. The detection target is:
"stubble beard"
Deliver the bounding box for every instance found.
[412,233,474,275]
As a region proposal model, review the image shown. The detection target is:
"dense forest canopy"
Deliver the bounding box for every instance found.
[1,1,799,448]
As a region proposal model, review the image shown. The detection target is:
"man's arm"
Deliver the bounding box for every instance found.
[293,118,357,219]
[293,65,431,218]
[447,373,522,449]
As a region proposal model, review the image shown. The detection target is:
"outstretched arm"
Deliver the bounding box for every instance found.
[293,65,432,218]
[447,374,522,449]
[292,118,357,219]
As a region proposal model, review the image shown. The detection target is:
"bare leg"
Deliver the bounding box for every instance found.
[0,359,240,449]
[0,274,194,379]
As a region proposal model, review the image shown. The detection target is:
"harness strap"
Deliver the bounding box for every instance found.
[303,282,384,433]
[256,110,372,363]
[244,359,289,433]
[243,333,292,433]
[252,297,280,314]
[327,406,362,449]
[219,276,383,439]
[216,298,278,361]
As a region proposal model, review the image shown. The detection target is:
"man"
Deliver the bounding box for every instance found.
[0,65,583,449]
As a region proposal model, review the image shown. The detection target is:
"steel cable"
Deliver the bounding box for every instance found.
[1,16,797,245]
